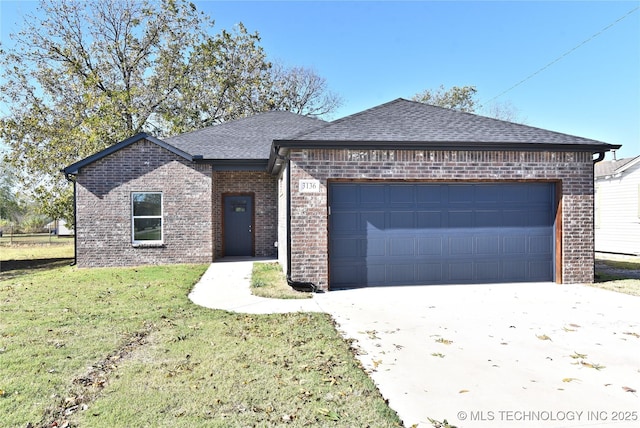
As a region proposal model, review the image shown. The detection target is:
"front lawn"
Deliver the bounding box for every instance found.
[594,254,640,296]
[0,263,401,427]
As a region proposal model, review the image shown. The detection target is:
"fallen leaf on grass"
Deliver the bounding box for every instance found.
[317,407,340,421]
[322,377,338,385]
[537,334,552,341]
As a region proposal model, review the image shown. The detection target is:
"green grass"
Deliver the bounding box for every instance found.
[251,262,312,299]
[594,257,640,296]
[0,263,401,428]
[1,241,74,261]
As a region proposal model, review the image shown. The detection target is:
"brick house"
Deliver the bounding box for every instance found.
[63,99,618,290]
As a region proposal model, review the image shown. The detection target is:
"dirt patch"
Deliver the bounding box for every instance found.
[37,325,154,428]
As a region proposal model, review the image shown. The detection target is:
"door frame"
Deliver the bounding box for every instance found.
[222,192,255,257]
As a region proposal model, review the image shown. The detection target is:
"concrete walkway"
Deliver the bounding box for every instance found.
[188,258,324,314]
[189,259,640,428]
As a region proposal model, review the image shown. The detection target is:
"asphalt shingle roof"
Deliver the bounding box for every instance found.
[595,156,640,178]
[286,98,611,147]
[164,111,327,159]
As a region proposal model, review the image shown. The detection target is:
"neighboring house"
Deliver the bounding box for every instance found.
[63,99,618,290]
[594,155,640,255]
[46,219,74,237]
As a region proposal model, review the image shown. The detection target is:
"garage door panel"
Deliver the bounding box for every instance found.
[417,211,442,228]
[331,263,362,286]
[475,184,501,202]
[418,236,444,256]
[449,262,474,281]
[503,260,527,280]
[476,261,501,281]
[365,263,387,286]
[362,211,385,231]
[476,210,503,227]
[418,263,443,281]
[503,184,529,202]
[390,185,415,204]
[449,236,473,255]
[360,185,385,205]
[529,185,552,202]
[329,182,554,287]
[476,235,500,255]
[388,264,416,284]
[449,185,474,203]
[529,210,552,227]
[529,260,553,280]
[331,238,359,258]
[330,184,358,206]
[503,210,528,227]
[529,235,553,254]
[503,235,527,254]
[389,237,415,256]
[332,211,358,231]
[366,238,386,257]
[449,211,473,227]
[389,211,414,228]
[417,187,445,206]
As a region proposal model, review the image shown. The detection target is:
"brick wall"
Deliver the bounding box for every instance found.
[75,139,213,267]
[213,171,278,258]
[288,149,595,290]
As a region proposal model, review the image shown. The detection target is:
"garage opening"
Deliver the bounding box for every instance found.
[329,182,556,288]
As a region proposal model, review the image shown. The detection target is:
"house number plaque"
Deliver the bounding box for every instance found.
[299,179,320,193]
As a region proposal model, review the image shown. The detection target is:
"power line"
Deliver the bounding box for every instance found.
[483,6,639,105]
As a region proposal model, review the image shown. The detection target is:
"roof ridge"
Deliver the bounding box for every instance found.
[165,110,319,140]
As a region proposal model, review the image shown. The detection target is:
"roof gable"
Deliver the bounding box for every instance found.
[63,133,192,175]
[277,98,617,151]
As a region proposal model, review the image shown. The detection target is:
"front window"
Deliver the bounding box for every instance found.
[132,192,163,244]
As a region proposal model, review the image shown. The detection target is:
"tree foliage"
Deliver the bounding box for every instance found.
[0,160,25,223]
[412,85,526,123]
[0,0,341,222]
[412,85,478,112]
[266,64,343,118]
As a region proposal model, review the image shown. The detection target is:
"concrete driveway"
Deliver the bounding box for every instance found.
[314,283,640,428]
[190,261,640,428]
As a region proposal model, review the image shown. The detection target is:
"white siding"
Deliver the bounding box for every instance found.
[595,162,640,255]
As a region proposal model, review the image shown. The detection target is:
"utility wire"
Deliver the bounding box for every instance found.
[483,6,639,105]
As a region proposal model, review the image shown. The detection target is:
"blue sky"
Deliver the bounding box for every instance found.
[1,0,639,159]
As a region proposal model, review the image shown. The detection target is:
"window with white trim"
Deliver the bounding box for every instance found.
[132,192,163,244]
